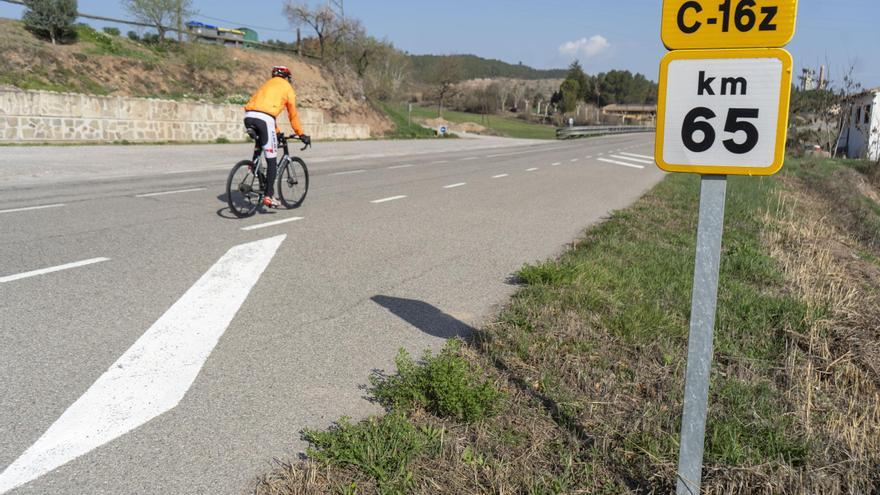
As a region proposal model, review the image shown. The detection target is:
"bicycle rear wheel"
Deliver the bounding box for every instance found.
[227,160,261,218]
[277,157,309,209]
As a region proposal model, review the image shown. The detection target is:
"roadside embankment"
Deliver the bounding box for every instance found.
[0,88,370,144]
[251,156,880,494]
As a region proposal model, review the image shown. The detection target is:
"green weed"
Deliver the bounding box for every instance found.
[303,413,428,494]
[371,342,505,423]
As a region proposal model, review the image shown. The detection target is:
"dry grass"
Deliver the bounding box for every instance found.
[763,173,880,493]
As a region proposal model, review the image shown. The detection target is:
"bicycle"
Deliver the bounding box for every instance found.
[226,131,311,218]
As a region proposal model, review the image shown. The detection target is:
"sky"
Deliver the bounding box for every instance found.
[1,0,877,88]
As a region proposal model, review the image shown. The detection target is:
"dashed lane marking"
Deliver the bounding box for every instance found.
[597,158,645,170]
[135,188,206,198]
[0,258,110,284]
[370,195,407,204]
[241,217,304,231]
[0,204,65,214]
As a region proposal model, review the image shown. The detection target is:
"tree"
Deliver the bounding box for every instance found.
[559,79,580,114]
[283,1,336,58]
[22,0,77,45]
[122,0,193,43]
[429,58,462,117]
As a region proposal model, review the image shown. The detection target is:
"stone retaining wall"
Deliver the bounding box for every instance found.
[0,88,370,143]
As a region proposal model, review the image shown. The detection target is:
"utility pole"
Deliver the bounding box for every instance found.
[328,0,344,20]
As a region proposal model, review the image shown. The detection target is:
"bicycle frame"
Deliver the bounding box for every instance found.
[249,139,293,194]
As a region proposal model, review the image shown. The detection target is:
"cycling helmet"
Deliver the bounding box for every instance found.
[272,66,292,82]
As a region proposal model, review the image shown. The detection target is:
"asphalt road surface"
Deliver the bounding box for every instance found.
[0,133,663,494]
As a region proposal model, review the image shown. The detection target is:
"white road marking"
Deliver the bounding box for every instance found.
[0,235,285,494]
[570,158,579,162]
[597,158,645,170]
[332,169,366,176]
[387,164,414,170]
[0,258,110,284]
[610,155,653,165]
[135,188,206,198]
[585,156,593,159]
[0,204,65,215]
[371,195,407,204]
[492,174,509,178]
[486,148,550,158]
[597,152,605,156]
[620,152,655,160]
[443,182,466,189]
[526,168,539,172]
[431,160,449,164]
[459,156,478,161]
[241,217,304,231]
[551,162,562,166]
[161,169,211,175]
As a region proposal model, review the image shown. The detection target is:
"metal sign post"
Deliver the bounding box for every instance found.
[655,2,798,493]
[676,175,727,494]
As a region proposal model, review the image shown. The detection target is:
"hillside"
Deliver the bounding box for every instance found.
[0,19,390,134]
[409,54,566,82]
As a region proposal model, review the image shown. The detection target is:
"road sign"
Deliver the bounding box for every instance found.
[662,0,798,49]
[655,48,792,176]
[439,126,448,135]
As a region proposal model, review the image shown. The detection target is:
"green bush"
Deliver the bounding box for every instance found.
[372,342,505,422]
[127,30,139,41]
[214,137,230,144]
[22,0,78,45]
[102,26,120,36]
[303,413,433,493]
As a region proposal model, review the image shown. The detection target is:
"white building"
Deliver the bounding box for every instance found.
[838,87,880,161]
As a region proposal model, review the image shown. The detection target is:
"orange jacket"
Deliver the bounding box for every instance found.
[244,77,305,136]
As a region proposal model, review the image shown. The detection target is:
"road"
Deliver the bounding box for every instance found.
[0,133,662,494]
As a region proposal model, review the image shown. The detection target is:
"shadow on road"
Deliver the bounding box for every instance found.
[370,295,474,339]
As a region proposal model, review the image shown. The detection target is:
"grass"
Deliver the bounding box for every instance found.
[75,24,157,62]
[405,104,557,140]
[371,342,506,423]
[303,413,438,494]
[376,102,437,139]
[255,159,880,492]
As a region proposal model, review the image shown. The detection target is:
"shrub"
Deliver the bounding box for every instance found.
[102,27,120,36]
[214,137,230,144]
[303,413,432,492]
[127,30,139,41]
[372,341,505,422]
[22,0,78,45]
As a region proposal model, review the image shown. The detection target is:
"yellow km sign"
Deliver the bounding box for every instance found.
[662,0,798,49]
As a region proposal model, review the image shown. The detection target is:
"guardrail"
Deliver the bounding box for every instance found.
[556,125,655,140]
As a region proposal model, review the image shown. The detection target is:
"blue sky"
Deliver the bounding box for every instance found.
[1,0,877,88]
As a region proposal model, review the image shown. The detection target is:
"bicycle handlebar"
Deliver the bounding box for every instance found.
[278,133,311,151]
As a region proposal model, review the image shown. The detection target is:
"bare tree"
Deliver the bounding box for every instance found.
[429,58,462,118]
[283,1,336,58]
[496,80,512,113]
[123,0,193,42]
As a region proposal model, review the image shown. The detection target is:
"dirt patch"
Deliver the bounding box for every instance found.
[419,117,490,135]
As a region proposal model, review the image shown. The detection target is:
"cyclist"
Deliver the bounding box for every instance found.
[244,66,311,208]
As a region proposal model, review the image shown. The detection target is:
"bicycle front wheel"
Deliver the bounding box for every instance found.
[277,157,309,209]
[227,160,261,218]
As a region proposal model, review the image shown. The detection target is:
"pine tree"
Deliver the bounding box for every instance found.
[22,0,78,45]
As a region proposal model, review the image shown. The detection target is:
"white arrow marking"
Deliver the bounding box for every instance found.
[0,235,286,494]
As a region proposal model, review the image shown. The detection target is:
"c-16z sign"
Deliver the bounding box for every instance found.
[662,0,798,49]
[655,48,793,175]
